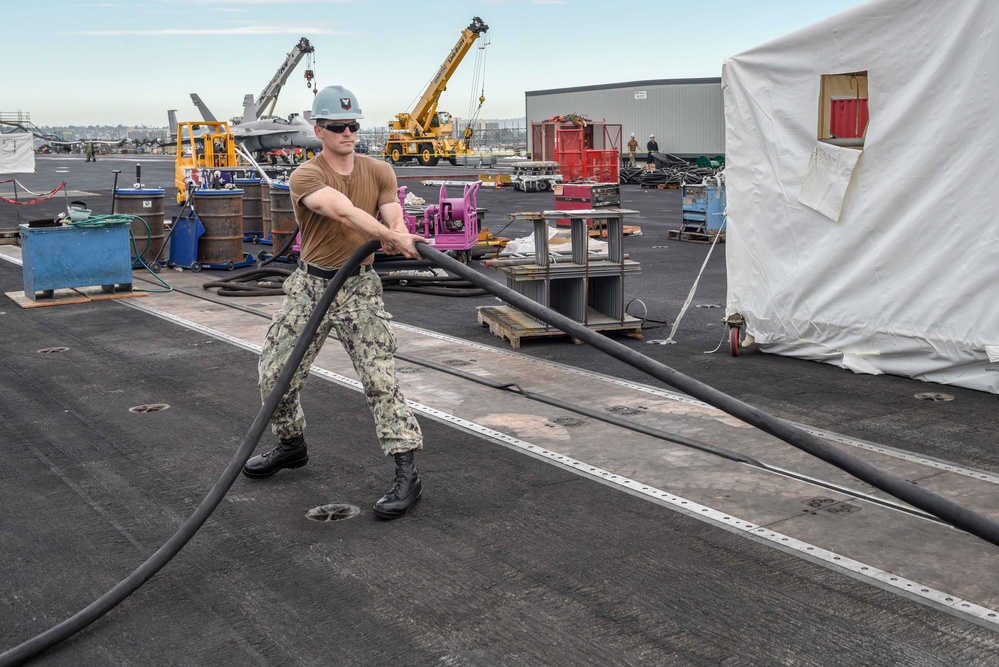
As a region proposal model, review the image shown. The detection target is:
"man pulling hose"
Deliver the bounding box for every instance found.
[245,85,429,520]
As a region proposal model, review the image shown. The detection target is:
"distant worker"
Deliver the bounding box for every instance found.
[627,133,639,168]
[244,84,429,521]
[646,134,659,168]
[85,143,96,162]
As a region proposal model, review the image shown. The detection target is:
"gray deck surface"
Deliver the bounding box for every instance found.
[2,156,998,665]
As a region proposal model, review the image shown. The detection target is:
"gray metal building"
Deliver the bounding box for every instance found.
[525,78,724,158]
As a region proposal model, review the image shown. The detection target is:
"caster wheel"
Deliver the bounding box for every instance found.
[191,262,202,273]
[149,263,160,273]
[729,327,741,357]
[258,251,268,261]
[226,260,235,270]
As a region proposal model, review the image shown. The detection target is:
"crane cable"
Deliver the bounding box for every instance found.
[463,35,489,144]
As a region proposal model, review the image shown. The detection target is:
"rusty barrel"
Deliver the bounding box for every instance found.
[191,188,244,265]
[114,188,165,265]
[261,185,272,242]
[235,178,263,238]
[268,183,298,255]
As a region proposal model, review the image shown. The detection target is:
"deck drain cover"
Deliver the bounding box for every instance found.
[129,404,171,413]
[607,405,642,415]
[551,417,586,427]
[914,392,954,402]
[37,347,70,354]
[696,304,722,309]
[306,503,360,522]
[801,497,861,514]
[396,366,420,374]
[443,359,474,367]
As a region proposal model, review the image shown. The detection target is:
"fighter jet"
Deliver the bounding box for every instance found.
[189,94,321,154]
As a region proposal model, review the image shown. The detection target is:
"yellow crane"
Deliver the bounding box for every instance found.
[383,17,489,166]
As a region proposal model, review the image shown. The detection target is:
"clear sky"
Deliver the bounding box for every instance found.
[2,0,868,128]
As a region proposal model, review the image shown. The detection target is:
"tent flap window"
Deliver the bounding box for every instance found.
[818,71,869,148]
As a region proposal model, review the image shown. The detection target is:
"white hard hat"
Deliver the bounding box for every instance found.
[630,132,635,136]
[311,85,364,121]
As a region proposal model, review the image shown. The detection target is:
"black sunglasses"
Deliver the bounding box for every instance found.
[318,121,360,134]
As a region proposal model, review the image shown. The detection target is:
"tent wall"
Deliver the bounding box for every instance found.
[0,132,36,174]
[722,0,999,392]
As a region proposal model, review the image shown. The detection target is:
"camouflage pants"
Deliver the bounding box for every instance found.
[258,268,423,456]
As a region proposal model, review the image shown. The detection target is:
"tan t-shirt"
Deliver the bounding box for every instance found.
[288,154,399,268]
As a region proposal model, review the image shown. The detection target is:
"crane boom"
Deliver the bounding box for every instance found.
[255,37,315,119]
[409,16,489,131]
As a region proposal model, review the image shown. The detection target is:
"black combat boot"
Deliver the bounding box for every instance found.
[372,451,422,520]
[242,434,308,478]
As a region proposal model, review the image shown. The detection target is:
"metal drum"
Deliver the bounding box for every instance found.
[114,188,165,265]
[261,186,272,242]
[269,183,298,256]
[235,178,263,237]
[191,189,244,266]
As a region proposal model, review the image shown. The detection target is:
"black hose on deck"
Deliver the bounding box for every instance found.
[0,241,381,667]
[7,238,999,665]
[415,243,999,549]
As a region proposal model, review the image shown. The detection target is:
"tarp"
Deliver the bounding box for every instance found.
[722,0,999,393]
[0,132,36,174]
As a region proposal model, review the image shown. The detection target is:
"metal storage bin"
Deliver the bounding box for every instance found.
[19,222,132,300]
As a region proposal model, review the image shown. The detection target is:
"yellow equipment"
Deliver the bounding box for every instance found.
[383,17,489,166]
[174,121,240,204]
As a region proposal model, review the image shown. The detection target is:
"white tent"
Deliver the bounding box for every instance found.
[722,0,999,393]
[0,132,36,174]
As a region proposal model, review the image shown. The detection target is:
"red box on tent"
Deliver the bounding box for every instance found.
[830,98,869,139]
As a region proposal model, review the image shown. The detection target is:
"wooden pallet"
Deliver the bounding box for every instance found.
[5,285,145,309]
[590,225,641,238]
[667,229,725,243]
[477,306,642,349]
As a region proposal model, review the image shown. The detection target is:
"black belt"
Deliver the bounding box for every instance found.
[298,259,364,280]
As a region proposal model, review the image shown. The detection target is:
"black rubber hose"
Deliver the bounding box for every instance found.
[9,237,999,664]
[0,240,381,667]
[199,225,300,296]
[416,243,999,548]
[383,285,488,297]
